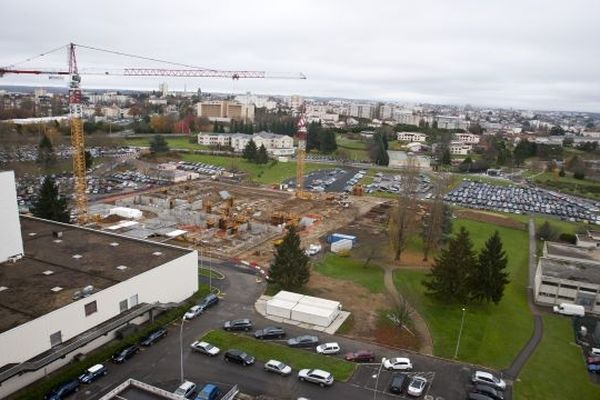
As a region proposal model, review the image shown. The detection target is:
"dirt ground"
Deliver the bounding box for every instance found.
[454,208,526,230]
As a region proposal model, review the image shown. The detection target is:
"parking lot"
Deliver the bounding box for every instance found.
[175,161,231,177]
[445,180,600,223]
[282,167,361,193]
[364,172,433,198]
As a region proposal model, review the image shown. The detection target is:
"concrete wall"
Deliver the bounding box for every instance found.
[0,250,197,368]
[0,171,24,263]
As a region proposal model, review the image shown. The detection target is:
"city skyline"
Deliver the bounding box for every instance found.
[1,0,599,112]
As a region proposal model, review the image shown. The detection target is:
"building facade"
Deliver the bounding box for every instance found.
[396,132,427,143]
[349,103,374,119]
[454,132,480,144]
[196,101,255,121]
[197,132,294,156]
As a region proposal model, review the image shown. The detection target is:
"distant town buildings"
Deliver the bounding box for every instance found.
[448,141,472,155]
[454,132,480,144]
[288,95,304,110]
[196,101,255,122]
[387,150,431,170]
[397,132,427,143]
[349,103,374,119]
[158,82,168,97]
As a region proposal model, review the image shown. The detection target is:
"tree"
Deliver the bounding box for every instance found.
[558,167,566,177]
[84,150,93,168]
[319,130,338,154]
[470,231,510,304]
[213,120,219,133]
[149,134,170,154]
[458,156,473,172]
[537,220,559,241]
[31,176,70,223]
[549,125,565,135]
[423,226,477,303]
[513,139,536,166]
[269,225,310,291]
[369,133,389,166]
[389,159,419,261]
[256,144,269,164]
[242,139,258,161]
[468,122,483,135]
[440,147,451,166]
[421,177,452,261]
[37,134,56,168]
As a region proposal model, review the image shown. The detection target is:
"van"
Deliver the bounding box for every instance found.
[195,383,221,400]
[553,303,585,317]
[174,381,196,399]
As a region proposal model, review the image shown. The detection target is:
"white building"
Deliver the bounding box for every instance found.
[582,131,600,139]
[0,171,23,263]
[158,82,168,97]
[387,150,431,170]
[534,241,600,315]
[196,101,255,121]
[349,103,374,119]
[289,95,304,110]
[379,104,393,120]
[448,141,472,155]
[397,132,427,143]
[0,176,198,398]
[197,133,232,147]
[454,132,480,144]
[198,132,294,156]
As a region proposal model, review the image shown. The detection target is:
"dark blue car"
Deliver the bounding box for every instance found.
[44,378,80,399]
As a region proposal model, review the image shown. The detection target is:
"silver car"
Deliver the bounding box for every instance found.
[298,369,334,387]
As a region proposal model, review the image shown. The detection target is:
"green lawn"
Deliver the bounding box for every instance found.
[198,267,225,279]
[199,330,355,381]
[514,315,600,400]
[179,153,322,185]
[314,253,385,293]
[125,136,210,150]
[394,219,533,369]
[533,172,600,201]
[335,135,370,160]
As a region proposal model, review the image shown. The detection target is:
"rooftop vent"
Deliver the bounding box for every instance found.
[116,265,128,271]
[110,242,119,247]
[42,270,54,276]
[72,290,82,300]
[53,239,63,244]
[0,286,8,292]
[28,232,37,237]
[153,251,163,256]
[52,231,63,238]
[51,286,63,292]
[72,254,82,259]
[82,285,94,297]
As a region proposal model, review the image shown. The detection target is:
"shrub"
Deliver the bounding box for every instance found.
[559,233,577,244]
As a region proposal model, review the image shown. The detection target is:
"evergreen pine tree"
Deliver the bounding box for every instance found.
[471,231,510,304]
[149,135,169,153]
[441,147,452,166]
[213,120,219,132]
[242,139,258,161]
[269,225,310,291]
[382,133,389,151]
[37,134,56,168]
[31,176,70,223]
[256,144,269,164]
[423,226,477,303]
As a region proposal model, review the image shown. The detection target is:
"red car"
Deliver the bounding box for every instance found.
[344,350,375,363]
[587,356,600,365]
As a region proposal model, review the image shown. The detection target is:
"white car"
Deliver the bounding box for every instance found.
[184,305,202,320]
[189,341,220,356]
[407,376,427,397]
[591,348,600,356]
[383,357,413,371]
[471,370,506,390]
[298,369,334,387]
[305,244,322,256]
[264,359,292,376]
[315,342,340,355]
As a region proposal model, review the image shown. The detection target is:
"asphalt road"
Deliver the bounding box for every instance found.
[67,261,508,400]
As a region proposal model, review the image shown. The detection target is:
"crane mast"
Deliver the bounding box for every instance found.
[295,108,308,199]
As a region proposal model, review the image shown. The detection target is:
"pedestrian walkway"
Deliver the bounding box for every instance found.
[383,265,434,355]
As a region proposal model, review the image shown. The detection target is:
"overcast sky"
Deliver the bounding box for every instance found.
[1,0,599,112]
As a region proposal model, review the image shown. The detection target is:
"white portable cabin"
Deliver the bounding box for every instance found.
[298,295,342,311]
[265,298,296,319]
[272,290,305,303]
[291,303,338,327]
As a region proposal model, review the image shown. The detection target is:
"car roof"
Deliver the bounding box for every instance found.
[311,369,330,376]
[392,357,410,362]
[322,342,339,346]
[88,364,104,373]
[178,381,195,389]
[475,370,495,379]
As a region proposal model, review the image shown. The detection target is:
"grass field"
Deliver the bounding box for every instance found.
[533,171,600,201]
[125,136,210,150]
[179,153,322,184]
[314,253,385,293]
[199,330,355,381]
[335,135,370,161]
[394,219,533,369]
[514,315,600,400]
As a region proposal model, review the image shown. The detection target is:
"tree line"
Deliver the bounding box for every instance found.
[242,139,269,164]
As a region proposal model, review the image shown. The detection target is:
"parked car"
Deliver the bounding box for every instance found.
[590,348,600,357]
[287,335,319,348]
[224,349,255,366]
[254,326,286,340]
[472,371,506,391]
[223,319,253,331]
[140,327,168,346]
[383,357,413,371]
[298,369,334,387]
[471,383,504,400]
[407,376,427,397]
[467,393,495,400]
[44,378,80,400]
[553,303,585,317]
[78,364,108,384]
[174,380,196,399]
[111,344,139,363]
[344,350,375,363]
[588,364,600,374]
[316,342,341,355]
[198,293,219,312]
[184,305,202,320]
[389,373,408,394]
[264,359,292,376]
[195,383,221,400]
[190,341,220,356]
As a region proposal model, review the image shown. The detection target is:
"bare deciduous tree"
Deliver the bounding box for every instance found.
[421,174,448,261]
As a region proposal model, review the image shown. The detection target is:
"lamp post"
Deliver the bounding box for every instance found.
[454,307,466,359]
[373,357,386,400]
[180,315,185,383]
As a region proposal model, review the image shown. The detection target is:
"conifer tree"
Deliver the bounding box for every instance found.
[31,176,70,223]
[256,144,269,164]
[37,134,56,168]
[471,231,510,304]
[269,225,310,291]
[242,139,258,161]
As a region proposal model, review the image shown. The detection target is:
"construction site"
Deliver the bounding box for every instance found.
[87,177,384,266]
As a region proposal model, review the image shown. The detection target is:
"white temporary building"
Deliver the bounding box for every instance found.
[291,303,338,327]
[266,290,341,327]
[331,239,353,253]
[265,298,296,319]
[109,207,143,220]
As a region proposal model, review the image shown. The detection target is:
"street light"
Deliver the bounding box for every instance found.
[373,357,386,400]
[454,307,467,359]
[180,315,185,383]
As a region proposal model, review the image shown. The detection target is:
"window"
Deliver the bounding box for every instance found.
[84,300,98,316]
[129,294,138,307]
[119,299,128,313]
[50,331,62,347]
[557,295,575,301]
[580,287,598,294]
[561,284,578,290]
[541,280,559,287]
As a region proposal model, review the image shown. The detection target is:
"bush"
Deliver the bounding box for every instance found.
[12,285,212,400]
[574,171,585,180]
[559,233,577,244]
